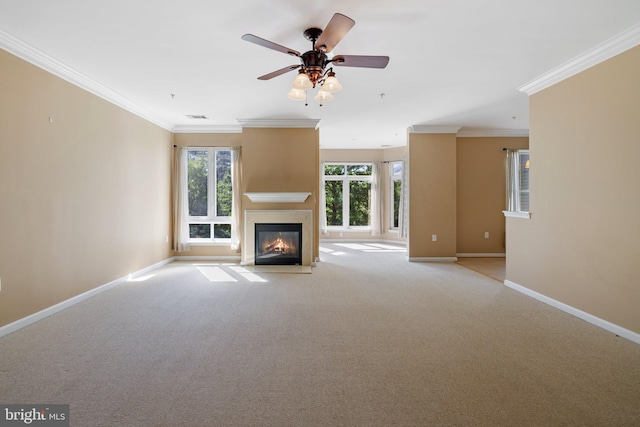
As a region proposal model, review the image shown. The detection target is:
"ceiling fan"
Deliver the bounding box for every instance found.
[241,13,389,104]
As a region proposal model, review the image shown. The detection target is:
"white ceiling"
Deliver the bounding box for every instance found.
[1,0,639,149]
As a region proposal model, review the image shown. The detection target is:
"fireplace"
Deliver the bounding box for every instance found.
[255,223,303,265]
[244,210,313,266]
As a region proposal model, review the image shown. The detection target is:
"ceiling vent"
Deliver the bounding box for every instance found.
[186,115,208,119]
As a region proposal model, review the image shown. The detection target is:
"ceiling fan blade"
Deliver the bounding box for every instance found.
[314,13,355,53]
[241,34,300,57]
[257,64,301,80]
[332,55,390,68]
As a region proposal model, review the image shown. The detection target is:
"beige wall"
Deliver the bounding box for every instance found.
[243,128,320,261]
[507,45,640,333]
[408,133,457,259]
[0,49,172,328]
[174,128,320,260]
[457,137,528,254]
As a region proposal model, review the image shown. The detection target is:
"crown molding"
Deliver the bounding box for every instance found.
[457,128,529,137]
[236,119,321,129]
[409,125,462,134]
[0,29,174,131]
[519,23,640,95]
[172,125,242,134]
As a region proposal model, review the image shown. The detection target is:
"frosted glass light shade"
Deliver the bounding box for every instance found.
[314,90,334,102]
[292,72,313,90]
[287,88,307,101]
[321,75,342,92]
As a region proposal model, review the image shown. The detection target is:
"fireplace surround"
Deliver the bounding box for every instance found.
[243,210,313,266]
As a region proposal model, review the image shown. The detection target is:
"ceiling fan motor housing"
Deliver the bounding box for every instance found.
[301,50,328,86]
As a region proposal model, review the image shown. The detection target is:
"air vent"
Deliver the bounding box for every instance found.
[186,115,208,119]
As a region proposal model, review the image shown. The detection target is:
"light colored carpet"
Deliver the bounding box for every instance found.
[1,243,639,426]
[456,257,506,282]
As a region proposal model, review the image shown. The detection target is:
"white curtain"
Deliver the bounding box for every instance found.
[505,149,518,211]
[371,162,383,236]
[397,158,408,239]
[319,162,328,235]
[172,146,191,252]
[230,147,242,252]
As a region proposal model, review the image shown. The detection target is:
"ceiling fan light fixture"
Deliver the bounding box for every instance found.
[242,13,388,106]
[314,89,334,103]
[287,88,307,101]
[292,70,313,90]
[321,71,342,93]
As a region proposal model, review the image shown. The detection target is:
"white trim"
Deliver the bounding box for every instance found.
[503,210,531,219]
[408,257,458,262]
[244,192,311,203]
[0,29,173,131]
[0,257,174,339]
[456,253,506,258]
[409,125,462,134]
[457,128,529,138]
[236,119,321,129]
[504,280,640,345]
[173,125,242,134]
[519,23,640,95]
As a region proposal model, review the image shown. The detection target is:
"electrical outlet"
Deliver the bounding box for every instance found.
[165,235,169,243]
[432,234,437,242]
[484,232,489,239]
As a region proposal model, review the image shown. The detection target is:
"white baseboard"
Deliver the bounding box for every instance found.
[408,257,458,262]
[504,280,640,345]
[0,257,174,339]
[456,253,506,258]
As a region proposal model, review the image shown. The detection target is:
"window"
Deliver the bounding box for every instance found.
[389,161,403,229]
[187,148,233,241]
[504,149,530,218]
[324,163,372,229]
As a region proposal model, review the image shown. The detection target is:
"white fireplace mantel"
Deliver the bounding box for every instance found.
[244,192,311,203]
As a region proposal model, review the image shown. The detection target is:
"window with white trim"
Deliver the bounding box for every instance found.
[324,163,372,229]
[505,149,530,215]
[187,148,233,241]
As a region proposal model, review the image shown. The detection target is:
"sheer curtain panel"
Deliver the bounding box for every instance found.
[230,147,242,252]
[371,162,383,236]
[505,149,518,212]
[172,146,191,252]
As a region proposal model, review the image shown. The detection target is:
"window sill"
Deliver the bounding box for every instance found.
[503,211,531,219]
